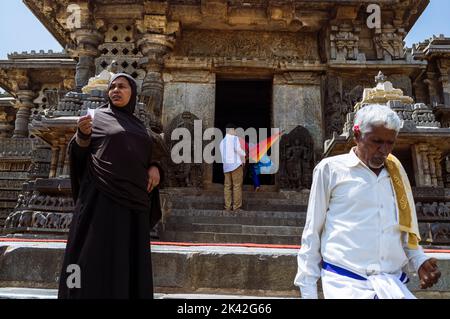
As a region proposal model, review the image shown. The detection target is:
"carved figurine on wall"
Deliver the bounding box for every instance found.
[285,138,307,189]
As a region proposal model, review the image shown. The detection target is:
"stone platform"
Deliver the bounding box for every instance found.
[1,239,450,299]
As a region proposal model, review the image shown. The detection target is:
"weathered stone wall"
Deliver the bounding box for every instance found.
[162,71,215,130]
[273,73,323,154]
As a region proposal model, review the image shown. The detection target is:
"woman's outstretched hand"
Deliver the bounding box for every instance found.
[147,166,160,193]
[77,115,92,135]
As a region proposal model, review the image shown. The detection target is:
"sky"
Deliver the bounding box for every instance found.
[0,0,449,60]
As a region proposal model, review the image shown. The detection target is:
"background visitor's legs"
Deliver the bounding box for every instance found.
[224,172,233,210]
[231,166,243,210]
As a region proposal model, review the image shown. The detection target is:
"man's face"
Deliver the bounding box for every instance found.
[355,125,397,169]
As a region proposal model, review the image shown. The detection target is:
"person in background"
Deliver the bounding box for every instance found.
[219,123,246,212]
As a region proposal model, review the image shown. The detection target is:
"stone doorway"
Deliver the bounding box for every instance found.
[213,79,274,186]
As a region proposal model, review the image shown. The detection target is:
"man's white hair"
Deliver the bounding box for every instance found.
[353,104,402,135]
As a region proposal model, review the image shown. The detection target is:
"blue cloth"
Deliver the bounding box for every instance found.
[250,163,261,188]
[322,262,410,284]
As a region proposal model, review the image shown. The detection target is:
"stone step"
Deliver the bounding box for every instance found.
[164,214,306,227]
[166,192,306,201]
[0,288,294,299]
[170,201,305,212]
[164,223,304,236]
[159,231,302,245]
[0,288,58,299]
[167,209,307,219]
[163,186,307,199]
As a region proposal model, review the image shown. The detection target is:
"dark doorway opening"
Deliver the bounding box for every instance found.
[213,79,274,186]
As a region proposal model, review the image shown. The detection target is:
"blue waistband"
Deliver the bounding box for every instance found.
[322,262,366,281]
[322,262,409,284]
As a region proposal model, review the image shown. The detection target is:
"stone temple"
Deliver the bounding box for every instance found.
[0,0,450,298]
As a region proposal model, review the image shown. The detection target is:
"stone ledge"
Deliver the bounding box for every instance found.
[0,241,449,298]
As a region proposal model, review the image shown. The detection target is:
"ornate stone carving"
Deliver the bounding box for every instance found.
[137,33,176,132]
[416,202,450,221]
[67,29,104,91]
[4,179,74,231]
[13,90,37,138]
[174,30,318,61]
[163,112,203,188]
[325,92,350,138]
[373,25,406,60]
[330,23,361,61]
[278,126,314,190]
[430,223,450,244]
[445,155,450,188]
[96,23,146,89]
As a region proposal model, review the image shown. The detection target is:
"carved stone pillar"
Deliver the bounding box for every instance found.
[445,155,450,188]
[49,146,60,178]
[69,29,103,91]
[424,72,442,106]
[428,147,438,187]
[13,90,36,138]
[137,34,176,132]
[413,143,433,187]
[433,150,444,187]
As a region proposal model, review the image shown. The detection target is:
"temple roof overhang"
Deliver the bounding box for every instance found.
[23,0,430,48]
[413,35,450,60]
[0,51,76,95]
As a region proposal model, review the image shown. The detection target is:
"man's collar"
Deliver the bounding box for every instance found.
[346,147,362,168]
[347,148,388,175]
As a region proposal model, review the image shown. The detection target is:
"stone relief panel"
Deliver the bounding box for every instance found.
[373,25,406,60]
[324,73,415,139]
[444,154,450,188]
[277,126,314,190]
[330,23,361,61]
[174,30,319,61]
[163,112,204,188]
[324,74,369,138]
[4,180,74,232]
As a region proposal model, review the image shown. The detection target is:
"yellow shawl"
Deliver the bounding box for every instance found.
[385,154,421,250]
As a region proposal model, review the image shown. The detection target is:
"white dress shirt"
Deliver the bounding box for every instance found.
[219,133,246,173]
[294,148,429,299]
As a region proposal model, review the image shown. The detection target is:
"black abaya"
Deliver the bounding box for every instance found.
[58,74,163,299]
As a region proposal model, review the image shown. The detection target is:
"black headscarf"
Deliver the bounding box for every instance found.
[70,73,161,214]
[108,73,138,114]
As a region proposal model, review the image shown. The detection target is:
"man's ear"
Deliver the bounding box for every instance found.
[353,130,361,142]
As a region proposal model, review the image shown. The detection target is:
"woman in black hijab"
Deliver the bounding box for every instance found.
[58,73,164,299]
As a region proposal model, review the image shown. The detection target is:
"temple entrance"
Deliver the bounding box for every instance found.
[213,79,274,186]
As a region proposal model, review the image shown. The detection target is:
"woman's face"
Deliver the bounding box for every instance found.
[108,77,132,107]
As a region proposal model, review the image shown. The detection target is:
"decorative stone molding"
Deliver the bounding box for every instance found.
[330,23,361,61]
[273,72,321,86]
[163,70,215,84]
[373,25,406,61]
